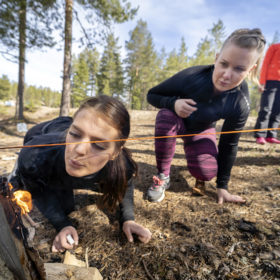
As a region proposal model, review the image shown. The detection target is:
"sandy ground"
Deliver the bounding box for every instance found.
[0,107,279,280]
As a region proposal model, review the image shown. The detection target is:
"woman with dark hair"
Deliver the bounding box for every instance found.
[9,95,151,252]
[146,28,266,204]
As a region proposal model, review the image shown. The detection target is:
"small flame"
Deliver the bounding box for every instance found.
[8,183,33,215]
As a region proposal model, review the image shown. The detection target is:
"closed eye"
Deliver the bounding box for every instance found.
[235,67,245,72]
[69,131,80,138]
[220,61,228,67]
[91,142,107,150]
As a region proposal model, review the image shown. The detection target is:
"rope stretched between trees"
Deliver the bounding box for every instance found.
[0,127,279,150]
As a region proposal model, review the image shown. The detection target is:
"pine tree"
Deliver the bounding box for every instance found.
[190,36,213,66]
[0,75,11,100]
[178,37,189,69]
[71,52,90,107]
[125,19,158,109]
[97,33,125,100]
[189,19,225,66]
[59,0,137,116]
[84,48,99,97]
[209,19,226,52]
[71,48,99,106]
[0,0,61,120]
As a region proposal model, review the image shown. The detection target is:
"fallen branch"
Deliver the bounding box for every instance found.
[23,213,40,228]
[142,259,155,280]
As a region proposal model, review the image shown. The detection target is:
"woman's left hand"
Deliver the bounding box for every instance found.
[122,220,152,243]
[217,188,246,204]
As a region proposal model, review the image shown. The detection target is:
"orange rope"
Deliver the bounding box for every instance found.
[0,127,279,150]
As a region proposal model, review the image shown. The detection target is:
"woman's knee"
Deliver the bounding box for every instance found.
[187,154,218,181]
[155,109,182,135]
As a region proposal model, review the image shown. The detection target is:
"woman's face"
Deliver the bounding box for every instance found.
[212,43,258,92]
[65,108,119,177]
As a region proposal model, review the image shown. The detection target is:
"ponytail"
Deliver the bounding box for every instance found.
[98,147,137,212]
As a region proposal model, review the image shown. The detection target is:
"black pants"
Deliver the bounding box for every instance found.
[254,80,280,138]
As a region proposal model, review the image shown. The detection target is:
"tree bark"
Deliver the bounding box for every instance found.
[16,0,27,120]
[60,0,73,116]
[0,203,26,280]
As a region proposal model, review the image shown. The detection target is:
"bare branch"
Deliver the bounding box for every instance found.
[0,50,18,63]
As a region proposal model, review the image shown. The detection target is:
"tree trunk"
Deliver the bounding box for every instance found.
[16,0,27,121]
[60,0,73,116]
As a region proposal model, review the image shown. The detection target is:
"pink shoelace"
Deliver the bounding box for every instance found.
[152,175,164,189]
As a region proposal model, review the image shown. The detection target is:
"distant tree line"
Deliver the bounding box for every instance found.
[0,0,137,119]
[71,19,227,110]
[0,74,61,111]
[71,19,276,114]
[0,0,279,118]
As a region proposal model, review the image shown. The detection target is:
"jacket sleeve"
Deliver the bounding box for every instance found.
[10,146,73,232]
[30,188,73,232]
[216,92,250,189]
[119,178,135,224]
[259,44,275,85]
[147,69,189,111]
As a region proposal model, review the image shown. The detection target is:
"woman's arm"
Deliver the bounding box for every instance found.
[119,179,151,243]
[216,112,248,205]
[259,44,276,85]
[119,178,135,224]
[216,85,250,190]
[12,140,73,232]
[147,69,190,111]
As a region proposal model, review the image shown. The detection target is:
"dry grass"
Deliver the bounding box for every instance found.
[0,108,279,279]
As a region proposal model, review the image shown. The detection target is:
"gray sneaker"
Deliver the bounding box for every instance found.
[147,173,170,202]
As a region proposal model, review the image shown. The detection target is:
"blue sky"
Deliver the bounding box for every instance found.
[1,0,279,92]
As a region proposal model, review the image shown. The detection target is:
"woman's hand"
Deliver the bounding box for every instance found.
[122,220,152,244]
[174,99,197,118]
[217,188,246,204]
[52,226,79,253]
[258,84,265,92]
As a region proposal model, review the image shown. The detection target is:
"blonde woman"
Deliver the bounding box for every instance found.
[146,28,266,204]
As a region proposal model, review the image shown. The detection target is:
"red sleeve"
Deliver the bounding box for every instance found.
[259,44,276,85]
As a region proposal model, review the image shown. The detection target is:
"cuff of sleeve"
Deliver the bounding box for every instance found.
[119,213,134,226]
[168,96,179,113]
[216,185,228,190]
[53,218,73,232]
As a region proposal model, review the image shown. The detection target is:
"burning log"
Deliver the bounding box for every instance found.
[0,176,46,280]
[0,177,103,280]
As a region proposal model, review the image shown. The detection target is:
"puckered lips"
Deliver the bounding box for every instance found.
[69,158,84,168]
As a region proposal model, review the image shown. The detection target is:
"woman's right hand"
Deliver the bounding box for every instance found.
[174,99,197,118]
[52,226,78,253]
[258,84,265,92]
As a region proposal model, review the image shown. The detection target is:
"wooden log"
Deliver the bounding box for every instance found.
[63,250,87,267]
[0,196,46,280]
[44,263,103,280]
[0,203,27,280]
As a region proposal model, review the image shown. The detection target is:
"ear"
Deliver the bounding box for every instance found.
[215,53,219,62]
[110,146,123,161]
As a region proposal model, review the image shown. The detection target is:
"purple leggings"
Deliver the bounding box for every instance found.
[155,109,218,181]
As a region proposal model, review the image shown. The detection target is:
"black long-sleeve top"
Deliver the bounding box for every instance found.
[147,65,250,189]
[9,117,135,231]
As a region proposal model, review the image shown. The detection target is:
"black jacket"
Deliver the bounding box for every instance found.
[9,117,135,231]
[147,65,250,189]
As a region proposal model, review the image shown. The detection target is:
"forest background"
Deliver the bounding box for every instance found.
[0,0,279,118]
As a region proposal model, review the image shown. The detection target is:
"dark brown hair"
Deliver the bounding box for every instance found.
[74,95,137,212]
